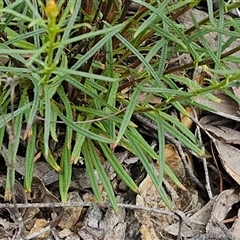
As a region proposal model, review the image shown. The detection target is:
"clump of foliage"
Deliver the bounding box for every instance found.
[0,0,240,211]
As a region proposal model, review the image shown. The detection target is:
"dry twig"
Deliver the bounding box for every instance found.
[192,108,213,199]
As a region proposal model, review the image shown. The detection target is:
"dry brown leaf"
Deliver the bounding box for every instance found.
[199,115,240,188]
[12,149,59,186]
[78,204,126,240]
[232,86,240,101]
[29,177,63,228]
[24,207,41,231]
[99,207,126,239]
[199,114,232,126]
[58,191,83,229]
[29,219,50,239]
[71,168,91,189]
[137,92,162,105]
[232,210,240,238]
[195,92,240,122]
[180,107,194,129]
[207,189,240,237]
[58,228,72,238]
[214,140,240,185]
[203,125,240,145]
[135,172,201,239]
[135,143,201,238]
[232,86,240,113]
[164,196,217,238]
[140,225,158,240]
[0,176,27,216]
[165,144,186,182]
[232,209,240,237]
[135,175,170,239]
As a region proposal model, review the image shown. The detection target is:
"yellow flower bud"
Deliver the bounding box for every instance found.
[45,0,59,18]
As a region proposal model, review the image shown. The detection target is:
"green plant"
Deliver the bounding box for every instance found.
[0,0,240,211]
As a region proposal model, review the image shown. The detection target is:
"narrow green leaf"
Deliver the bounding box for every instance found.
[205,0,216,26]
[87,139,118,212]
[47,53,68,98]
[134,0,170,38]
[54,68,119,82]
[71,115,92,164]
[124,127,184,189]
[150,23,186,49]
[57,86,72,149]
[0,104,31,128]
[0,124,5,156]
[60,23,124,46]
[0,95,7,155]
[162,120,203,156]
[113,31,164,87]
[0,1,25,32]
[0,66,32,73]
[115,86,141,146]
[99,142,138,193]
[49,108,58,143]
[138,86,191,95]
[5,92,25,200]
[40,143,61,172]
[65,76,116,111]
[43,85,51,158]
[69,24,123,70]
[31,0,41,50]
[127,132,172,209]
[58,0,76,26]
[54,0,82,62]
[23,74,40,140]
[159,111,198,145]
[25,0,46,25]
[104,35,118,139]
[156,113,165,187]
[59,143,72,202]
[4,27,35,49]
[192,17,222,69]
[82,142,103,205]
[0,7,36,24]
[72,106,123,124]
[4,28,45,48]
[55,106,113,143]
[24,122,37,192]
[132,0,199,60]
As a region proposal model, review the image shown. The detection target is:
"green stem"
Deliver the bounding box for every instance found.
[42,16,58,84]
[136,76,232,113]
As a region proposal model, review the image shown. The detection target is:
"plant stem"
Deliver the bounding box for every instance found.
[135,75,233,113]
[41,1,59,85]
